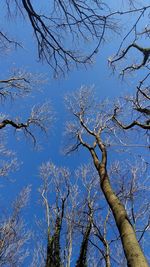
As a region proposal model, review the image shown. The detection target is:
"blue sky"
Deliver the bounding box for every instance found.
[0,1,149,266]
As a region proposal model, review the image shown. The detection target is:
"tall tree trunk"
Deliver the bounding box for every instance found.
[88,141,149,267]
[105,242,111,267]
[66,223,73,267]
[98,166,148,267]
[45,218,62,267]
[76,222,92,267]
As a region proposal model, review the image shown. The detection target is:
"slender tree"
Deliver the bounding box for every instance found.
[0,186,31,266]
[65,87,149,267]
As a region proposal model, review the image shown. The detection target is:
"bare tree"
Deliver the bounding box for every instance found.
[38,161,107,267]
[0,68,53,146]
[0,69,46,100]
[0,186,31,266]
[110,94,150,144]
[0,140,19,179]
[65,86,149,267]
[2,0,120,76]
[30,138,149,267]
[110,43,150,74]
[108,3,150,133]
[0,102,53,146]
[108,3,150,74]
[75,165,98,267]
[107,159,150,266]
[1,1,149,78]
[39,162,71,267]
[110,74,150,146]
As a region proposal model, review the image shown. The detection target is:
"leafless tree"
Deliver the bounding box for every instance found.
[0,68,53,265]
[39,162,71,267]
[0,102,53,146]
[2,0,120,76]
[0,186,31,266]
[0,70,53,145]
[37,157,150,267]
[108,3,150,74]
[64,86,149,266]
[112,90,150,132]
[108,2,150,133]
[1,1,149,78]
[0,67,53,146]
[0,69,46,100]
[0,140,19,179]
[107,159,150,266]
[38,161,110,267]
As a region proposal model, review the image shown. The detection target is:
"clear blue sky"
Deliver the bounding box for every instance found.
[0,1,149,266]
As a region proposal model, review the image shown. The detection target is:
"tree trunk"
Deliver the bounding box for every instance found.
[105,243,111,267]
[76,220,92,267]
[98,166,148,267]
[45,218,62,267]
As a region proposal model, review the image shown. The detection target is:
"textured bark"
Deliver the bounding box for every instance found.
[105,245,111,267]
[77,118,148,266]
[98,166,148,267]
[76,221,92,267]
[44,182,68,267]
[84,133,149,267]
[45,217,62,267]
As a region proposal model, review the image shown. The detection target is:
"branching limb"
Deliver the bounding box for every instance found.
[0,30,22,51]
[110,43,150,74]
[0,103,53,145]
[112,107,150,130]
[18,0,117,75]
[0,70,45,99]
[138,216,150,243]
